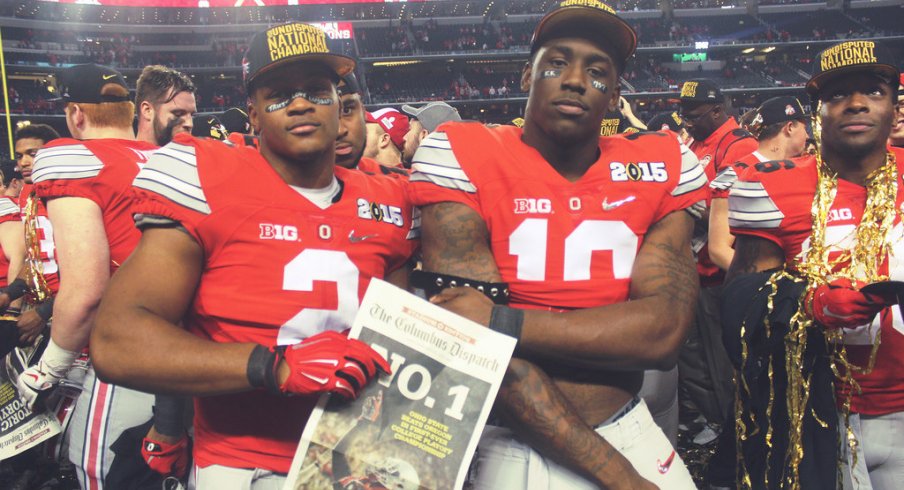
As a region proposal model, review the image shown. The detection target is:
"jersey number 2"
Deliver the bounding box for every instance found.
[277,249,360,345]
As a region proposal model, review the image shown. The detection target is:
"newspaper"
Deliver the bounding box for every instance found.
[284,279,516,490]
[0,334,62,460]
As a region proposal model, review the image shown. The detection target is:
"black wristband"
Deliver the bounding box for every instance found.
[153,394,187,437]
[489,305,523,344]
[246,344,281,395]
[5,279,28,301]
[35,298,54,322]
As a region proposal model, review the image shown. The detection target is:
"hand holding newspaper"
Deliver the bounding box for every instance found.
[284,279,516,490]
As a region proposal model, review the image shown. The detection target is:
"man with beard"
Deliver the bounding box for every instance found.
[400,101,460,167]
[135,65,197,147]
[363,108,408,168]
[726,40,903,489]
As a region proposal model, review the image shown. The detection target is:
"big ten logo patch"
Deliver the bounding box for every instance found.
[680,81,698,98]
[266,23,328,63]
[260,223,299,241]
[610,162,668,182]
[357,198,404,227]
[513,198,553,214]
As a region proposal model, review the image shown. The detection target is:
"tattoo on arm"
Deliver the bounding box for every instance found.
[726,235,785,283]
[498,359,623,485]
[630,212,698,309]
[420,202,501,282]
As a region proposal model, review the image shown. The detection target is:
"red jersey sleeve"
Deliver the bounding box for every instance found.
[31,139,108,206]
[727,164,791,250]
[131,139,211,243]
[0,198,21,224]
[407,129,482,213]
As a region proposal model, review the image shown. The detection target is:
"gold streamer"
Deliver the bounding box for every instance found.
[23,191,51,304]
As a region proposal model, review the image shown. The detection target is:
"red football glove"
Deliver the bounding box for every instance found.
[141,435,189,478]
[278,331,390,399]
[807,278,889,330]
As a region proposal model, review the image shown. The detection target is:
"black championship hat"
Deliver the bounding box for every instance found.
[337,72,361,96]
[806,40,899,97]
[192,115,228,141]
[755,96,807,127]
[647,111,685,132]
[530,0,637,72]
[679,79,723,104]
[242,22,355,90]
[221,107,250,134]
[54,64,130,104]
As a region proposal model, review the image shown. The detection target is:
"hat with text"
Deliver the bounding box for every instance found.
[54,64,130,104]
[806,40,898,97]
[530,0,637,72]
[647,111,686,132]
[401,102,461,133]
[366,108,410,150]
[192,115,228,141]
[242,22,355,90]
[679,79,723,104]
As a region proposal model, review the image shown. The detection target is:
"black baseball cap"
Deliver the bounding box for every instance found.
[53,64,130,104]
[806,40,898,97]
[221,107,250,134]
[755,96,807,127]
[242,22,355,91]
[192,115,228,141]
[647,111,685,132]
[530,0,637,72]
[337,72,361,96]
[679,79,723,104]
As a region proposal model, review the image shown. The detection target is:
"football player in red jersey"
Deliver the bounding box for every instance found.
[407,2,703,488]
[0,161,25,352]
[708,95,809,272]
[726,41,903,488]
[16,63,160,489]
[91,23,417,489]
[1,124,61,343]
[135,65,197,147]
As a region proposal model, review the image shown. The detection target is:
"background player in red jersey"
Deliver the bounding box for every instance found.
[363,108,408,168]
[135,65,197,147]
[708,95,809,272]
[726,40,902,489]
[91,23,416,489]
[17,63,160,489]
[408,1,704,488]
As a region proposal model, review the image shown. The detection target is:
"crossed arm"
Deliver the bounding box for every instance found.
[419,201,698,488]
[421,202,699,371]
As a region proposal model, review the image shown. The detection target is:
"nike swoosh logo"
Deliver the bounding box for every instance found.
[348,231,378,243]
[658,450,676,474]
[102,74,117,80]
[602,195,636,211]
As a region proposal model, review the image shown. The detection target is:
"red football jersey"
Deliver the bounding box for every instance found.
[16,184,59,293]
[131,134,418,473]
[407,123,707,310]
[729,147,904,415]
[356,157,409,180]
[0,197,21,288]
[690,118,757,286]
[31,138,158,274]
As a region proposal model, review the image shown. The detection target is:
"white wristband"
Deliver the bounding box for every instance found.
[40,339,79,377]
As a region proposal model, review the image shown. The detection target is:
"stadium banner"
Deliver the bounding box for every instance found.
[0,335,61,461]
[312,22,354,40]
[284,279,516,490]
[40,1,420,7]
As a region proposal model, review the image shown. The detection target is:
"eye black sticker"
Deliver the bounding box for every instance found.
[591,80,607,93]
[539,69,561,79]
[266,91,334,112]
